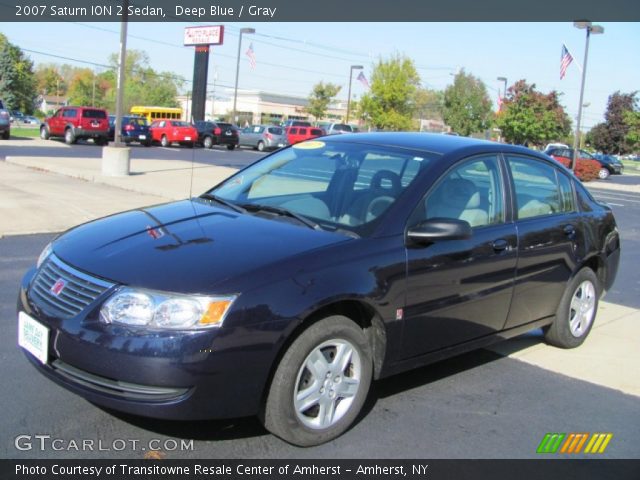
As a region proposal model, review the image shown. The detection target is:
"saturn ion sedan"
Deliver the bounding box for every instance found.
[18,133,620,447]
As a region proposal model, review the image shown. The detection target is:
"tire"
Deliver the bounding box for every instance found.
[227,144,236,151]
[598,168,610,180]
[2,130,9,140]
[160,135,169,148]
[95,137,107,146]
[185,142,194,149]
[143,140,152,147]
[544,268,599,349]
[262,315,372,447]
[257,141,265,152]
[203,136,213,149]
[64,128,76,145]
[40,126,50,140]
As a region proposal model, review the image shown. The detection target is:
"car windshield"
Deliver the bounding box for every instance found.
[207,140,439,235]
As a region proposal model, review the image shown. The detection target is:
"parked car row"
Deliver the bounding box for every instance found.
[543,146,624,180]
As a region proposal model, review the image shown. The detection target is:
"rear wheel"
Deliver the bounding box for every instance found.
[227,144,236,151]
[64,128,76,145]
[598,167,610,180]
[160,135,169,147]
[2,130,9,140]
[544,268,599,348]
[40,126,50,140]
[203,136,213,149]
[262,315,372,447]
[257,141,265,152]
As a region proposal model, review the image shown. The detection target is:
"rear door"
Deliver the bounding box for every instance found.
[502,155,581,328]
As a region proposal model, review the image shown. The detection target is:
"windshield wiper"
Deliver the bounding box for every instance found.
[200,193,246,213]
[240,203,321,230]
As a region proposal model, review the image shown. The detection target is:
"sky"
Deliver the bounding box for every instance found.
[0,21,638,131]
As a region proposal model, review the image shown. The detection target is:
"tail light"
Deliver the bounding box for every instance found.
[124,124,135,131]
[214,128,221,135]
[0,111,9,119]
[265,132,273,140]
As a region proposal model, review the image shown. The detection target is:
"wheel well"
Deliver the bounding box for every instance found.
[260,300,388,411]
[581,256,605,291]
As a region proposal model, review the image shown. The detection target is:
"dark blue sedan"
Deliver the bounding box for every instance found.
[18,133,620,446]
[108,115,152,146]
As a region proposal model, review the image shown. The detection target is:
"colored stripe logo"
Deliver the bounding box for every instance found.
[537,433,613,454]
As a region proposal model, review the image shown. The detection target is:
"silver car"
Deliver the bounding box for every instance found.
[239,125,288,152]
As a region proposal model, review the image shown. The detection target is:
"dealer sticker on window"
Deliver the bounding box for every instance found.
[18,312,49,365]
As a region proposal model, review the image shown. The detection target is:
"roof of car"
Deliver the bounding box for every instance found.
[321,132,511,155]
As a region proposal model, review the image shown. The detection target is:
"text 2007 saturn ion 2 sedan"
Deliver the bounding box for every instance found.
[18,133,620,446]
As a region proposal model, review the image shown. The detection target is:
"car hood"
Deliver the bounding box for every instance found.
[53,199,349,293]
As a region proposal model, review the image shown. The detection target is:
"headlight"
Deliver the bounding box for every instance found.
[100,287,236,330]
[37,242,53,268]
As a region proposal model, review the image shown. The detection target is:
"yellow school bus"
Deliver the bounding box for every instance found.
[130,106,183,123]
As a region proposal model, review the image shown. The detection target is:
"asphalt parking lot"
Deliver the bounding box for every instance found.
[0,143,638,459]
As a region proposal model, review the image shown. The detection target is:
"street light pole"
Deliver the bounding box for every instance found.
[346,65,363,123]
[497,76,507,99]
[232,28,255,126]
[571,21,604,170]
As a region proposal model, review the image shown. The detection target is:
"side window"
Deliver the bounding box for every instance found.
[557,171,576,213]
[508,156,562,219]
[299,128,307,135]
[290,128,298,135]
[416,155,504,228]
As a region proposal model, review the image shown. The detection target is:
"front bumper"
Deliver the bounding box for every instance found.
[18,268,274,420]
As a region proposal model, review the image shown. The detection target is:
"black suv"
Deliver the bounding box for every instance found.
[194,121,239,150]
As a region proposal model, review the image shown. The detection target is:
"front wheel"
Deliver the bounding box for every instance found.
[257,141,265,152]
[598,168,610,180]
[262,315,372,447]
[544,268,599,349]
[40,126,50,140]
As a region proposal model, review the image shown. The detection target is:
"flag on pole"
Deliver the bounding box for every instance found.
[245,43,256,69]
[356,71,370,88]
[560,44,573,80]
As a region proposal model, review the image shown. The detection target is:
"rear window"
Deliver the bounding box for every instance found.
[311,129,323,135]
[217,123,233,129]
[333,124,352,132]
[124,117,147,126]
[82,109,106,119]
[268,127,283,135]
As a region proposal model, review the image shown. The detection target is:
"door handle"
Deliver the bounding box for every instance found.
[492,239,509,252]
[564,225,576,238]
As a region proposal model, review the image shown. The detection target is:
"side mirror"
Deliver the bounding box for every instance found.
[406,218,472,245]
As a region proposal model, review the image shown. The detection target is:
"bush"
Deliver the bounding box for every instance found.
[554,157,601,182]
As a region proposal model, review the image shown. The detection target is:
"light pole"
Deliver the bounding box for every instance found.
[497,76,507,100]
[571,21,604,170]
[346,65,363,123]
[232,27,255,126]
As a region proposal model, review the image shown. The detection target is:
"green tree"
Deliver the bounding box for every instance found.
[306,82,341,122]
[587,91,638,154]
[414,87,443,121]
[0,34,37,113]
[623,110,640,152]
[495,80,571,147]
[442,70,492,136]
[67,68,110,108]
[35,64,66,96]
[102,50,182,112]
[359,54,421,131]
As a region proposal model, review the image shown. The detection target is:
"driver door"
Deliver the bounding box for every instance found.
[401,154,517,358]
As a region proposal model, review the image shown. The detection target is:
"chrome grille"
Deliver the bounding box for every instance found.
[29,254,115,318]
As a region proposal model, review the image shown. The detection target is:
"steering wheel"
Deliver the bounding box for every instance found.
[365,196,395,222]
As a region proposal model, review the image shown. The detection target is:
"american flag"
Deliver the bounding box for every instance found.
[357,71,370,88]
[560,44,573,80]
[245,43,256,69]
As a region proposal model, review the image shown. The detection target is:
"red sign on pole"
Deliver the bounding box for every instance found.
[184,25,224,46]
